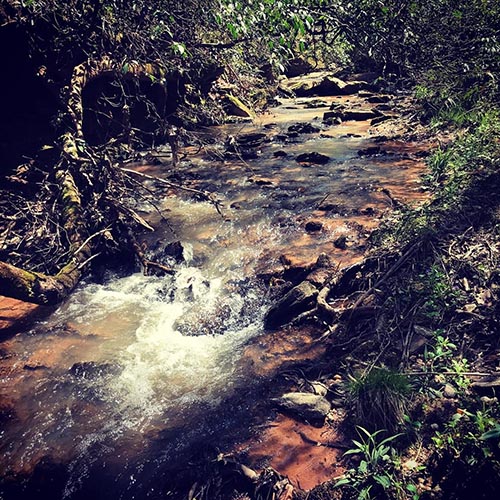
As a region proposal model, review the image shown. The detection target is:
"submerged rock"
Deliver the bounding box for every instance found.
[274,392,331,424]
[265,280,318,329]
[70,361,121,379]
[333,235,348,249]
[295,152,330,164]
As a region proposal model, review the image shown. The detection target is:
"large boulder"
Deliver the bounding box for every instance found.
[274,392,331,424]
[281,72,374,97]
[223,94,255,119]
[265,280,318,329]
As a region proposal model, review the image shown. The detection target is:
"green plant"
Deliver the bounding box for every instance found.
[349,368,410,433]
[418,263,464,322]
[423,330,456,369]
[336,427,420,500]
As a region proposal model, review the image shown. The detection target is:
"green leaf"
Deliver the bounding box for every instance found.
[374,474,391,489]
[407,483,418,493]
[481,425,500,441]
[334,477,351,488]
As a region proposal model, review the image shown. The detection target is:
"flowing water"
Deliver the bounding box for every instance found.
[0,93,428,498]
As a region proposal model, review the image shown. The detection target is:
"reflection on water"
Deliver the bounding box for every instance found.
[0,93,428,498]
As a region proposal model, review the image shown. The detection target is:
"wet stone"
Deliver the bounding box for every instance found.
[273,150,288,158]
[358,146,382,156]
[305,220,323,232]
[296,152,330,164]
[367,95,391,104]
[342,109,381,121]
[333,235,348,249]
[287,123,321,134]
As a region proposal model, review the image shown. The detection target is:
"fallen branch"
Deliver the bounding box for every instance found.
[120,167,224,216]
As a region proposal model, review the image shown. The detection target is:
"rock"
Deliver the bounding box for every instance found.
[306,268,331,287]
[295,152,330,164]
[274,392,331,424]
[305,220,323,232]
[315,253,334,268]
[223,94,255,118]
[367,95,390,104]
[323,116,342,126]
[285,57,314,77]
[265,280,318,329]
[247,176,275,186]
[273,150,288,158]
[310,381,328,397]
[226,133,266,153]
[323,111,341,121]
[0,296,42,333]
[324,108,381,122]
[375,103,392,112]
[472,375,500,395]
[162,240,185,263]
[287,123,321,134]
[358,146,381,156]
[281,72,373,97]
[303,99,329,108]
[342,109,381,121]
[333,235,347,249]
[443,384,457,399]
[347,71,379,82]
[361,207,376,216]
[371,114,396,126]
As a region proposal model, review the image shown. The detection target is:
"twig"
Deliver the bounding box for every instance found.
[120,167,224,216]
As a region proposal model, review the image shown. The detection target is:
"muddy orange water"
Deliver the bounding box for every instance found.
[0,93,428,499]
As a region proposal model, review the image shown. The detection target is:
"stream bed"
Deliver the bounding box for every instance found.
[0,92,429,499]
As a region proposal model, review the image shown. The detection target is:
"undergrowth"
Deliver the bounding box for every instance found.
[320,89,500,500]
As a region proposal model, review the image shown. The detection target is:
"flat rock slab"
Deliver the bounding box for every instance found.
[274,392,331,424]
[0,296,42,334]
[281,72,373,97]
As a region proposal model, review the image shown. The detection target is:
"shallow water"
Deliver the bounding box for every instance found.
[0,93,428,498]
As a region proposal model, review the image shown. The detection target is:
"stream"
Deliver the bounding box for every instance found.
[0,91,428,499]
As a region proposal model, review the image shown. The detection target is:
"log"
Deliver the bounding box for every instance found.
[0,169,91,305]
